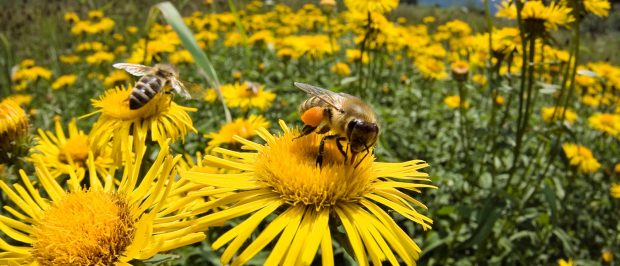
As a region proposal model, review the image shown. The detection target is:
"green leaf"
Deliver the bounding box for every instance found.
[153,1,232,122]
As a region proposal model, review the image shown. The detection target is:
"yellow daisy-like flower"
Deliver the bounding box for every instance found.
[584,0,610,17]
[451,60,469,81]
[28,117,113,181]
[416,57,448,80]
[331,62,351,76]
[183,121,435,265]
[541,106,578,124]
[85,51,115,65]
[562,143,601,173]
[444,95,470,109]
[59,54,80,64]
[221,82,276,110]
[85,86,197,163]
[0,138,207,265]
[103,70,131,87]
[344,0,399,14]
[205,115,269,150]
[611,184,620,198]
[558,258,574,266]
[602,249,614,262]
[496,1,574,32]
[51,74,77,90]
[588,113,620,139]
[4,94,32,106]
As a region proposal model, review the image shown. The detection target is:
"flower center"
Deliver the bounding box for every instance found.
[58,134,90,164]
[32,190,134,266]
[254,130,375,210]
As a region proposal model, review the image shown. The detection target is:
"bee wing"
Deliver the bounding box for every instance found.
[112,63,153,77]
[293,82,345,112]
[170,78,192,99]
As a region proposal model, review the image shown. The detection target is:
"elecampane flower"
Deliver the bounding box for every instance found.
[0,137,207,265]
[562,143,601,173]
[344,0,399,14]
[183,121,435,265]
[28,117,113,181]
[85,86,197,163]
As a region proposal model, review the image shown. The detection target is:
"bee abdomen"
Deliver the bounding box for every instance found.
[129,75,162,110]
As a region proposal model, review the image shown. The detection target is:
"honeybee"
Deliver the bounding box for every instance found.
[294,82,379,167]
[112,63,191,109]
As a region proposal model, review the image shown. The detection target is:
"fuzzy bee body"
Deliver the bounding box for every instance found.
[112,63,192,110]
[294,82,379,167]
[129,75,164,109]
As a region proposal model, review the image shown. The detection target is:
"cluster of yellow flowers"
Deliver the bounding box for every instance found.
[2,0,620,264]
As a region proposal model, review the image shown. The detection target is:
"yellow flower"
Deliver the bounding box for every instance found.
[63,11,79,22]
[51,74,78,90]
[281,35,338,59]
[423,16,436,24]
[0,99,29,151]
[4,94,32,106]
[88,9,104,19]
[59,54,80,64]
[0,138,207,265]
[497,1,574,32]
[416,57,448,80]
[602,249,614,262]
[248,30,274,46]
[558,258,574,266]
[346,49,370,64]
[588,113,620,139]
[562,143,601,173]
[495,95,505,105]
[170,49,195,64]
[576,0,610,17]
[331,62,351,76]
[221,82,276,110]
[205,115,269,150]
[344,0,399,13]
[76,41,106,52]
[444,95,470,109]
[104,70,131,87]
[473,74,488,86]
[183,121,435,265]
[86,51,115,65]
[28,117,113,180]
[85,86,197,163]
[11,65,52,82]
[127,26,139,34]
[541,106,578,124]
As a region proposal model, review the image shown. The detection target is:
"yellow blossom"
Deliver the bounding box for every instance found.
[51,74,78,90]
[562,143,601,174]
[444,95,470,109]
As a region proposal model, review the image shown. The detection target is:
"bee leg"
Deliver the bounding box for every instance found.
[293,125,316,140]
[316,134,339,167]
[335,137,347,161]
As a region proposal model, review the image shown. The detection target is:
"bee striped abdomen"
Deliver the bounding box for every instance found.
[299,96,328,113]
[129,75,162,110]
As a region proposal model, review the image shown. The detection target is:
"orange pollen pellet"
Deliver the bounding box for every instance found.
[301,106,324,127]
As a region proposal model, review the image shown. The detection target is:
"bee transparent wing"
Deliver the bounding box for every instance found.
[112,63,153,77]
[293,82,345,111]
[170,78,192,99]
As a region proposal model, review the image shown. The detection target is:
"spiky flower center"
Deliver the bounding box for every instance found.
[255,130,375,209]
[58,134,90,164]
[32,190,135,266]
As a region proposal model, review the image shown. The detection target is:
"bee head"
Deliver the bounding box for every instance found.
[154,63,179,79]
[346,119,379,153]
